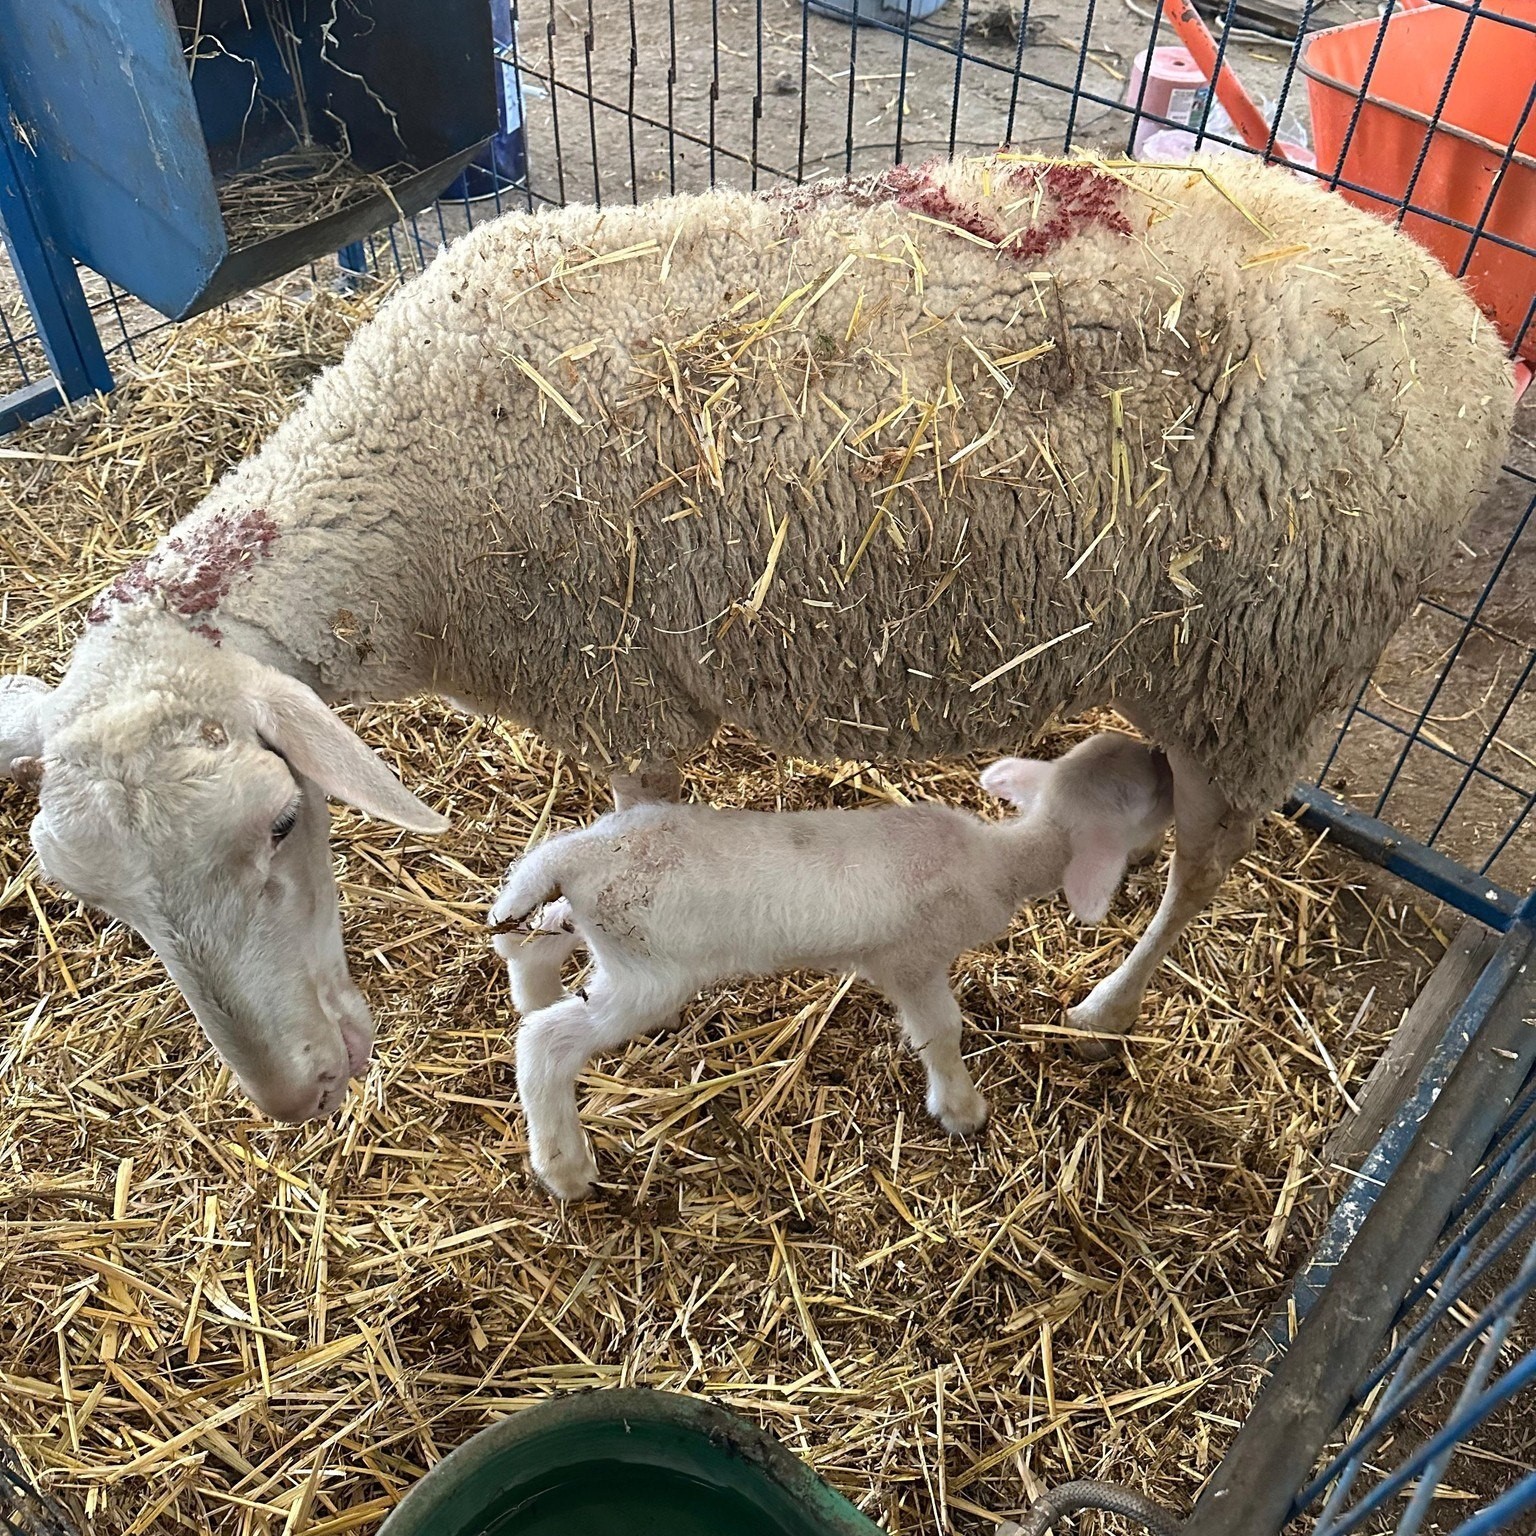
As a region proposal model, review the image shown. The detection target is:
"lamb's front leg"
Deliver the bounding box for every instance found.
[515,968,688,1200]
[610,760,682,810]
[867,966,989,1135]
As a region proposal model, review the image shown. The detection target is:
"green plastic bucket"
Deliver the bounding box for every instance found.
[376,1389,887,1536]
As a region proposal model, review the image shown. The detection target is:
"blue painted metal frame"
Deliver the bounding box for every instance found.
[0,0,496,322]
[1187,929,1536,1535]
[1260,903,1536,1359]
[0,71,111,432]
[1286,784,1523,933]
[1294,1043,1536,1536]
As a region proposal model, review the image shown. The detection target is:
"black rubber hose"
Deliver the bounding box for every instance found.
[1014,1478,1183,1536]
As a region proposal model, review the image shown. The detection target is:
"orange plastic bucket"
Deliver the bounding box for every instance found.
[1300,0,1536,364]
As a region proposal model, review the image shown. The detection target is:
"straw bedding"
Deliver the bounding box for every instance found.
[217,152,414,253]
[0,285,1445,1534]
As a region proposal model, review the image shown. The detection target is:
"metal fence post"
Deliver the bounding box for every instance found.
[0,72,112,432]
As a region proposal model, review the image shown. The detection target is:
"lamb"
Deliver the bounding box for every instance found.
[491,731,1174,1199]
[0,152,1514,1124]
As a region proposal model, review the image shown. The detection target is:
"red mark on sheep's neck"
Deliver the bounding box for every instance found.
[761,162,1131,260]
[87,508,279,627]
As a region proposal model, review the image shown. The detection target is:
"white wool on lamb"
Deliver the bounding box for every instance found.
[0,153,1514,1120]
[491,731,1174,1199]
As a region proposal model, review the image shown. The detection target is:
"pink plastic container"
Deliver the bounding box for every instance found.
[1126,47,1209,154]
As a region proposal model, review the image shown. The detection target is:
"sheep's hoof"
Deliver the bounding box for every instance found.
[532,1147,601,1203]
[1065,1000,1130,1061]
[934,1087,990,1137]
[1070,1034,1119,1062]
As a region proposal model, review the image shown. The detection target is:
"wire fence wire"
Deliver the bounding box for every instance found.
[0,1448,77,1536]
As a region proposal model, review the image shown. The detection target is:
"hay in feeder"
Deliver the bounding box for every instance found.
[0,284,1450,1535]
[217,151,413,252]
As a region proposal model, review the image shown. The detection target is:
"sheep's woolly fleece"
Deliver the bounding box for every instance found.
[100,153,1513,811]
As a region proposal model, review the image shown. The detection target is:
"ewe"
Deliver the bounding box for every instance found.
[1,154,1512,1121]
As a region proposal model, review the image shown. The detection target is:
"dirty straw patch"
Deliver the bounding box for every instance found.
[1,293,1441,1535]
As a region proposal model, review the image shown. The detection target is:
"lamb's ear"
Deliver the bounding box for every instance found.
[1,676,52,784]
[1062,827,1133,926]
[246,669,449,833]
[980,756,1053,809]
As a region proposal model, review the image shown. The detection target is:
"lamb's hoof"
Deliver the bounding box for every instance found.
[934,1087,990,1137]
[1071,1034,1119,1062]
[531,1147,600,1203]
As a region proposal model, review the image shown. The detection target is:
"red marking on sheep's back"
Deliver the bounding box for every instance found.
[761,161,1132,261]
[880,163,1012,248]
[1003,164,1134,258]
[87,508,279,625]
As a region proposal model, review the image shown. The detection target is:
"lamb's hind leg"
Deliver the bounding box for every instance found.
[867,966,989,1135]
[1067,744,1257,1060]
[515,965,689,1200]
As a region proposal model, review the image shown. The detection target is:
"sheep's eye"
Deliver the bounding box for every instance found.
[271,801,301,845]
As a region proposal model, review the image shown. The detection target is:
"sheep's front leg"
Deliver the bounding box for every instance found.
[610,761,682,810]
[515,968,687,1200]
[868,967,989,1135]
[1067,745,1257,1058]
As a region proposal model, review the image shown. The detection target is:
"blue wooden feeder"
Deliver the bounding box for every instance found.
[0,0,498,429]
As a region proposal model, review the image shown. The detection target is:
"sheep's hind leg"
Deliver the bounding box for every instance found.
[1066,744,1257,1060]
[868,967,989,1135]
[515,966,688,1200]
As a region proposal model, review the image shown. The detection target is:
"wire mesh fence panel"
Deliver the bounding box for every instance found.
[1293,1075,1536,1536]
[0,266,172,399]
[0,1448,78,1536]
[1313,468,1536,894]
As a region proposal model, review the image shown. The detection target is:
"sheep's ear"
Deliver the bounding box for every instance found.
[1,676,52,784]
[980,756,1052,809]
[247,669,449,833]
[1062,827,1132,926]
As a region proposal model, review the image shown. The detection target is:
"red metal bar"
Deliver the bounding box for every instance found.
[1166,2,1277,153]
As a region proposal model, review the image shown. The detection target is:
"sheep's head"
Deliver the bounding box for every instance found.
[2,652,446,1122]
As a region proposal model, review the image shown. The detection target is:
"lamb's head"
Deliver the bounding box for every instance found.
[981,731,1174,923]
[2,652,446,1122]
